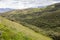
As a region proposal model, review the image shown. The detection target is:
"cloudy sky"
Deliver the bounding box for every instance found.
[0,0,60,9]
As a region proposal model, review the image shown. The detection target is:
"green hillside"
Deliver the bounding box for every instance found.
[0,3,60,40]
[0,17,52,40]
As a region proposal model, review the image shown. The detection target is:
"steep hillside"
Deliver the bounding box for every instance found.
[0,3,60,40]
[0,17,52,40]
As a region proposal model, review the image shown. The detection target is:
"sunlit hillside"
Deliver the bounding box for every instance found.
[0,17,52,40]
[0,3,60,40]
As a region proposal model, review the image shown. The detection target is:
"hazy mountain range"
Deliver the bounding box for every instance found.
[0,8,13,13]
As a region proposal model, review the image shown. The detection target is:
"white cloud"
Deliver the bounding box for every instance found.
[0,0,60,9]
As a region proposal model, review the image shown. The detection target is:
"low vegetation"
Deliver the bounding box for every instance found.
[0,3,60,40]
[0,17,52,40]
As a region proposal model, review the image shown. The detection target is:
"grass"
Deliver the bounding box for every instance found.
[0,17,52,40]
[0,21,32,40]
[1,3,60,40]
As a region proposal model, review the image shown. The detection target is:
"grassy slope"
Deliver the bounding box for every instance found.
[0,17,52,40]
[0,3,60,40]
[0,24,31,40]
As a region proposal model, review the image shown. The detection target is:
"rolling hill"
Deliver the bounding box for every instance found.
[0,3,60,40]
[0,17,52,40]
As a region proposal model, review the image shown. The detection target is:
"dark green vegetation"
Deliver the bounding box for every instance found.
[0,17,52,40]
[0,3,60,40]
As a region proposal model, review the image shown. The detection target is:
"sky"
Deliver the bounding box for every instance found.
[0,0,60,9]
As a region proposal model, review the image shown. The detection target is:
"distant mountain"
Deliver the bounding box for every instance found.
[0,8,13,13]
[0,6,44,13]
